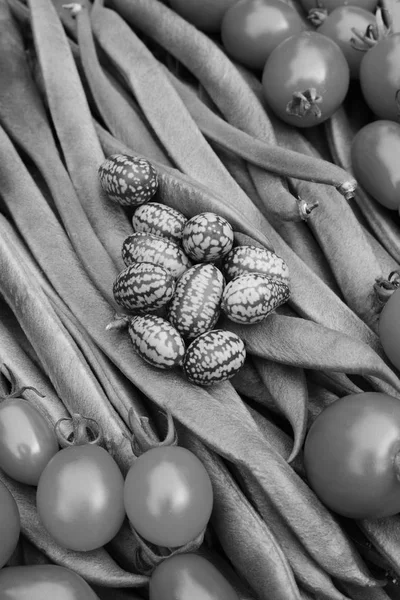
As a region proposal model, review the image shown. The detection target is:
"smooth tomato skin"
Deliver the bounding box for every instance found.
[379,288,400,371]
[351,120,400,210]
[262,31,349,127]
[124,446,213,547]
[0,399,59,486]
[0,565,99,600]
[300,0,377,14]
[167,0,238,32]
[149,553,239,600]
[360,33,400,121]
[36,444,125,551]
[318,6,376,78]
[221,0,304,70]
[304,392,400,519]
[0,481,20,568]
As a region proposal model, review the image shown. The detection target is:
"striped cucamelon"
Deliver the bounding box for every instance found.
[98,154,158,206]
[182,212,234,263]
[121,232,192,278]
[128,314,185,369]
[113,262,175,312]
[221,273,291,324]
[221,245,290,283]
[132,202,187,243]
[183,329,246,386]
[168,264,225,340]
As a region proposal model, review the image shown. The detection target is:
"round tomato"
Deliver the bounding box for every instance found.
[317,6,376,78]
[36,444,125,551]
[379,288,400,370]
[149,553,239,600]
[351,120,400,210]
[304,392,400,519]
[360,33,400,121]
[0,399,59,486]
[299,0,377,15]
[0,565,99,600]
[0,481,20,568]
[262,31,350,127]
[124,446,213,547]
[221,0,304,70]
[167,0,238,32]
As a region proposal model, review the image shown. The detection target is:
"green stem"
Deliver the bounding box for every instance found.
[55,413,103,447]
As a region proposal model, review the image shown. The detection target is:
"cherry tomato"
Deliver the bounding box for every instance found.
[351,120,400,210]
[0,480,20,568]
[304,392,400,519]
[221,0,304,70]
[360,33,400,121]
[167,0,239,32]
[379,288,400,370]
[36,444,125,551]
[299,0,377,15]
[149,553,239,600]
[262,31,350,127]
[317,6,376,78]
[124,446,213,547]
[0,399,59,485]
[0,565,99,599]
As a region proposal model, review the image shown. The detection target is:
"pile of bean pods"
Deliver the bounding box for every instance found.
[2,0,400,598]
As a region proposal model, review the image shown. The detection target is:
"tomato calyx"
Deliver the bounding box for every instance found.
[128,407,178,457]
[350,8,391,51]
[374,271,400,308]
[307,7,328,27]
[286,88,323,119]
[0,363,45,402]
[54,412,104,447]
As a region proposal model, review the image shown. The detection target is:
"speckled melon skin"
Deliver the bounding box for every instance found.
[98,154,158,206]
[221,245,290,283]
[128,315,185,369]
[183,329,246,386]
[168,264,225,340]
[122,232,192,278]
[182,212,234,263]
[132,202,187,243]
[221,273,290,324]
[113,262,175,312]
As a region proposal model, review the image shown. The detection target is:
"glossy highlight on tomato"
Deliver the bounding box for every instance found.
[36,444,125,551]
[304,392,400,519]
[0,565,99,600]
[317,6,376,79]
[221,0,304,70]
[167,0,238,32]
[149,553,239,600]
[0,480,20,568]
[351,120,400,210]
[262,31,350,127]
[359,33,400,121]
[124,445,213,547]
[0,398,59,485]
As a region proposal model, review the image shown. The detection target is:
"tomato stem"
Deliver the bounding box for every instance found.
[54,413,104,447]
[128,407,178,457]
[373,271,400,307]
[307,7,328,27]
[286,89,322,119]
[0,363,45,401]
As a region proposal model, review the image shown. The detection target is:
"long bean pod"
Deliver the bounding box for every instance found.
[28,0,132,268]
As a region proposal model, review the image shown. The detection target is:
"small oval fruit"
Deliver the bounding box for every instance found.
[128,315,186,369]
[132,202,188,243]
[221,245,290,283]
[98,154,158,206]
[168,264,225,340]
[0,481,20,569]
[221,273,290,324]
[182,212,234,263]
[122,232,192,278]
[113,262,175,312]
[183,329,246,386]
